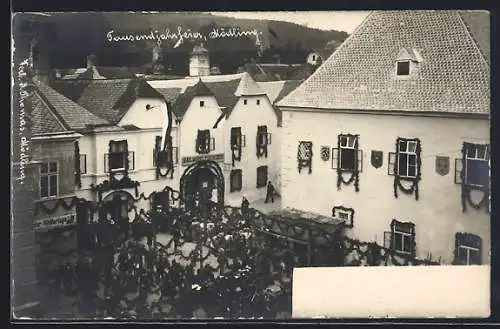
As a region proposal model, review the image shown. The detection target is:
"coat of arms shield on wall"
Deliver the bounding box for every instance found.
[320,146,330,161]
[435,156,450,176]
[371,150,383,169]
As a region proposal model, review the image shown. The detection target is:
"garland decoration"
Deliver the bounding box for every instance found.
[155,136,175,180]
[332,206,354,228]
[74,140,82,188]
[335,134,360,192]
[460,142,490,213]
[393,137,421,201]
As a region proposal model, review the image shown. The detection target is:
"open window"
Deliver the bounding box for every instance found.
[106,140,133,172]
[257,125,271,158]
[196,129,215,154]
[332,134,362,172]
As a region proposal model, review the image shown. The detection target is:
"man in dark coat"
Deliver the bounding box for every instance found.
[241,196,249,215]
[264,181,275,203]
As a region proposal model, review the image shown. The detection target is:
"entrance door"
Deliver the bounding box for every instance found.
[185,167,216,209]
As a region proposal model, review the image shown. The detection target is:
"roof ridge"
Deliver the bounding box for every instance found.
[456,11,490,67]
[277,11,375,107]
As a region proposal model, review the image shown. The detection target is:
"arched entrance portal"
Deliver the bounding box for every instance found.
[180,160,224,210]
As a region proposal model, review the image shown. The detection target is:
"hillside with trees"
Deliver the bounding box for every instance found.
[13,12,349,75]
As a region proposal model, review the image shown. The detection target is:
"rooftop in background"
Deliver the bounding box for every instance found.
[278,10,490,116]
[50,78,165,124]
[32,78,109,133]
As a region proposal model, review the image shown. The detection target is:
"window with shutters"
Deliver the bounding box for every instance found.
[297,141,313,173]
[230,169,242,192]
[257,125,271,158]
[384,219,415,256]
[257,165,268,188]
[454,233,482,265]
[230,127,245,166]
[40,161,59,198]
[331,134,363,172]
[196,129,215,154]
[387,138,422,200]
[107,140,131,172]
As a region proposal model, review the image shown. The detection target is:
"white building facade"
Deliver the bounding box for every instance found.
[277,10,491,265]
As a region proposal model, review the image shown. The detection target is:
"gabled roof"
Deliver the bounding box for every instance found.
[235,72,266,96]
[171,80,215,118]
[204,79,241,115]
[278,10,490,116]
[52,78,166,124]
[33,79,109,131]
[30,90,68,135]
[258,80,304,127]
[155,87,183,104]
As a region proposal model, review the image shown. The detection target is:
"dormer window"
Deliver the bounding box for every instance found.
[396,60,410,76]
[395,48,423,77]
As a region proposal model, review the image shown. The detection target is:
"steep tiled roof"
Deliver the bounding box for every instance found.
[59,78,165,124]
[62,66,139,80]
[171,80,215,118]
[257,81,287,104]
[30,90,68,135]
[278,10,490,115]
[33,80,109,131]
[155,87,183,103]
[205,79,241,110]
[235,73,266,96]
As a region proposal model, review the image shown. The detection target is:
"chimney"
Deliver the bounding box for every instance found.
[86,54,97,68]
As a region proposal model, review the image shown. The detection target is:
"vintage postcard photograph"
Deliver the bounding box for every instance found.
[11,10,491,320]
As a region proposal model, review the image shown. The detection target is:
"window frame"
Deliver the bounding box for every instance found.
[396,60,410,76]
[256,165,268,188]
[298,141,313,173]
[339,135,357,171]
[396,140,419,178]
[200,100,205,107]
[454,233,482,265]
[464,144,490,188]
[39,161,59,199]
[230,169,243,192]
[108,140,129,172]
[196,129,214,154]
[387,219,415,256]
[230,127,246,149]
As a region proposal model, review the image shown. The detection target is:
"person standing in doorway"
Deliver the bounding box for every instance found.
[265,181,275,203]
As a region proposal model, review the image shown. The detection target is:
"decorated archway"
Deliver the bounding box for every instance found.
[180,160,224,209]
